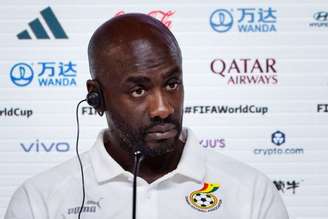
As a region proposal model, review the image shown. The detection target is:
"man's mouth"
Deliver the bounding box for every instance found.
[144,123,177,141]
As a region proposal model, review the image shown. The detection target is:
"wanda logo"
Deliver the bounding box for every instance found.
[114,10,175,28]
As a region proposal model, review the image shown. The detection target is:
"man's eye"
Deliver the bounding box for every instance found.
[131,88,145,97]
[166,82,179,91]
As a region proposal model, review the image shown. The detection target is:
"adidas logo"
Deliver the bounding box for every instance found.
[17,7,68,40]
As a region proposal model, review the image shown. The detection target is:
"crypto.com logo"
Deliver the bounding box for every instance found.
[271,130,285,146]
[10,63,34,87]
[115,10,175,28]
[209,9,233,32]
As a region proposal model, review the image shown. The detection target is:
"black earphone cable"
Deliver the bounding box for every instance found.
[76,95,144,219]
[76,99,87,219]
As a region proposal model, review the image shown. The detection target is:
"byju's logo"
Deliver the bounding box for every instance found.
[10,63,34,86]
[210,7,277,33]
[17,7,68,39]
[310,11,328,28]
[9,61,77,87]
[199,138,226,149]
[271,130,285,146]
[20,140,70,152]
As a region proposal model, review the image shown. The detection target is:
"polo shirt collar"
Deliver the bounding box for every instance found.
[89,128,206,184]
[173,128,206,183]
[89,129,127,183]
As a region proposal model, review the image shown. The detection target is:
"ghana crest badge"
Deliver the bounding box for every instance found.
[186,182,222,212]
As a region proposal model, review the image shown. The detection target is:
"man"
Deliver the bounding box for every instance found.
[5,14,289,219]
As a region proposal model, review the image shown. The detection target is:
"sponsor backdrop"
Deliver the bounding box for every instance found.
[0,0,328,218]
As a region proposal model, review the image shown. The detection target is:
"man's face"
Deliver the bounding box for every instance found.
[101,38,184,157]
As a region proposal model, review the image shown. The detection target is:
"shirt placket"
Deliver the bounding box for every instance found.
[138,182,158,219]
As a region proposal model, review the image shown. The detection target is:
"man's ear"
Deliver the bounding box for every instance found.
[86,79,105,116]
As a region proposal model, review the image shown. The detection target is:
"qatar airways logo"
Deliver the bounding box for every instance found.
[115,10,175,28]
[210,58,278,85]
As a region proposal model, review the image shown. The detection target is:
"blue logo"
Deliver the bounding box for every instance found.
[17,7,68,40]
[10,63,34,87]
[210,7,277,33]
[271,131,285,146]
[313,11,328,21]
[9,61,77,87]
[310,11,328,28]
[209,9,233,32]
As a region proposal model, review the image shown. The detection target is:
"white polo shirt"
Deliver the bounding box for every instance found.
[5,128,289,219]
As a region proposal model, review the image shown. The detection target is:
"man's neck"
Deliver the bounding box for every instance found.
[103,131,185,184]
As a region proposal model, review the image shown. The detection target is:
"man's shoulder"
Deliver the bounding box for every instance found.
[22,152,91,197]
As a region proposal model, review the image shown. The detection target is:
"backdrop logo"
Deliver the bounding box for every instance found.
[210,7,277,33]
[271,130,285,146]
[0,107,33,118]
[273,180,303,194]
[317,104,328,112]
[10,63,34,86]
[310,11,328,27]
[199,138,226,149]
[209,9,233,32]
[81,106,98,116]
[210,58,278,85]
[253,130,304,156]
[184,105,268,115]
[20,140,70,152]
[17,7,68,39]
[9,61,77,87]
[115,10,175,28]
[314,11,328,21]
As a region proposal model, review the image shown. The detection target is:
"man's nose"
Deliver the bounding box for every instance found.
[149,90,174,119]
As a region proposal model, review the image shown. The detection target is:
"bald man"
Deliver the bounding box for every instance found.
[5,14,289,219]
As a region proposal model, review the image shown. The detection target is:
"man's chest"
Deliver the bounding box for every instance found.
[50,181,249,219]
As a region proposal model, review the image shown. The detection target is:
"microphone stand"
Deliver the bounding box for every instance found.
[132,150,144,219]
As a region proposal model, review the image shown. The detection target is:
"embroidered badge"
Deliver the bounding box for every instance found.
[186,182,222,212]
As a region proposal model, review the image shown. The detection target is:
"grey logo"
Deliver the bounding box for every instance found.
[67,197,103,215]
[271,131,285,146]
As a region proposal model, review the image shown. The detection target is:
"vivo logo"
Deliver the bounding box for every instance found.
[20,140,70,152]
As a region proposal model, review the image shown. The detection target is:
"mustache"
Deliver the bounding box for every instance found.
[143,117,180,133]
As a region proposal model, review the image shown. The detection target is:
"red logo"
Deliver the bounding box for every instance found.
[114,10,175,28]
[210,58,278,85]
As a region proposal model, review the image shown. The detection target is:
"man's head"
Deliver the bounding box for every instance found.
[87,13,184,157]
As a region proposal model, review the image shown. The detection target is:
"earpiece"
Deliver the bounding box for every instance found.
[86,91,101,108]
[86,80,105,116]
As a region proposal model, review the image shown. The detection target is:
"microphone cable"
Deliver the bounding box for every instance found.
[75,99,87,219]
[132,150,144,219]
[75,98,144,219]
